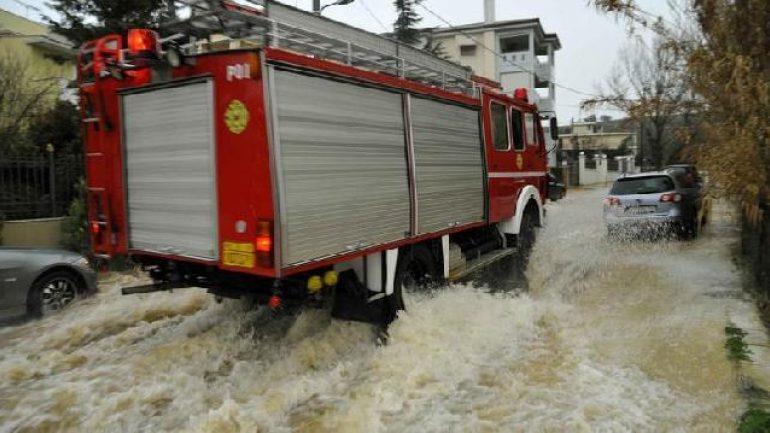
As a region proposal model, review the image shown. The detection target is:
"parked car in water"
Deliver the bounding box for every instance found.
[0,248,97,321]
[603,171,703,238]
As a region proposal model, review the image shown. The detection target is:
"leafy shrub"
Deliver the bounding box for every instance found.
[61,178,87,253]
[739,408,770,433]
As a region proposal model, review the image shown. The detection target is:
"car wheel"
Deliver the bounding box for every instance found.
[677,217,698,240]
[28,271,82,317]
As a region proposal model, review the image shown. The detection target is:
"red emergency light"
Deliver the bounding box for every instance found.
[513,88,529,102]
[127,29,159,57]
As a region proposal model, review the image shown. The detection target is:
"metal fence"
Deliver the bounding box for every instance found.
[0,154,84,220]
[742,198,770,295]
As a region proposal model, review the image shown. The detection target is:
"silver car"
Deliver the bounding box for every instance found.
[603,170,702,238]
[0,248,97,321]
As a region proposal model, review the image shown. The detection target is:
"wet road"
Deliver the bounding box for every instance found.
[1,188,768,433]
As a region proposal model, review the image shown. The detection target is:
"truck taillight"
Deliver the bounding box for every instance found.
[255,220,273,267]
[127,29,159,58]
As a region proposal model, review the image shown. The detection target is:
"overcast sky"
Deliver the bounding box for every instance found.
[1,0,670,121]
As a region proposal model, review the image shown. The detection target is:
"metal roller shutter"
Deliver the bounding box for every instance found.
[410,96,485,234]
[271,69,411,266]
[122,81,218,259]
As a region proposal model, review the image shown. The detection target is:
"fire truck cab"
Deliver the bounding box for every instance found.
[78,1,558,324]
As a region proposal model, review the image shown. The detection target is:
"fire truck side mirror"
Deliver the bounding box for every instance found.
[550,117,559,141]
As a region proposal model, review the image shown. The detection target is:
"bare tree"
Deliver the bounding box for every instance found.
[592,0,770,199]
[0,52,58,154]
[585,37,694,169]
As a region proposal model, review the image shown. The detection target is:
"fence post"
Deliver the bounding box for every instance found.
[46,144,56,216]
[578,152,586,186]
[761,201,769,295]
[599,153,608,185]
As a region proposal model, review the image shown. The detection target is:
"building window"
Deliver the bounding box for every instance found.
[459,44,477,56]
[491,102,510,151]
[500,35,529,53]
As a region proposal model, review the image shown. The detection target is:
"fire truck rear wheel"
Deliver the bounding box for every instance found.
[388,245,438,323]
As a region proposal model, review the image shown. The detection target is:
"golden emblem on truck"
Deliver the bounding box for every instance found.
[516,153,524,170]
[224,99,249,134]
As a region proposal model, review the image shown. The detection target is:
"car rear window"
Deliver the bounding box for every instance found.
[611,176,675,195]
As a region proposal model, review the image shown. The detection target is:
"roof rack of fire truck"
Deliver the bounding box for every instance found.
[164,0,480,96]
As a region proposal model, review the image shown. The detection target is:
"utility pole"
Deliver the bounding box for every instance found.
[638,119,644,172]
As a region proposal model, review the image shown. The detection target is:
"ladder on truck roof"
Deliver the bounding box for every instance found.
[165,0,478,95]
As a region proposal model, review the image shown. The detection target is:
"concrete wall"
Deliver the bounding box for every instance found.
[578,153,636,186]
[1,217,64,248]
[432,29,497,80]
[578,152,607,186]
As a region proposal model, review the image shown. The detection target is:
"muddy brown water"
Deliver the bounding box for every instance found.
[1,188,768,433]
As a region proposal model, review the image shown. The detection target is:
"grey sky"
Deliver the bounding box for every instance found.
[1,0,670,121]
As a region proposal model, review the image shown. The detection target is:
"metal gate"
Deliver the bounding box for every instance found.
[122,80,218,260]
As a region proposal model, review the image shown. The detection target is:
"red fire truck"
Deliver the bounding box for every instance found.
[78,1,558,324]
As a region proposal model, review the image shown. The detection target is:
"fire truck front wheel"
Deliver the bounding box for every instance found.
[516,206,539,264]
[388,244,439,323]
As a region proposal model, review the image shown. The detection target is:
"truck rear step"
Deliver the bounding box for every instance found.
[448,248,517,281]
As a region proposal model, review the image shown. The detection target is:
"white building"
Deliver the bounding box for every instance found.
[426,1,561,114]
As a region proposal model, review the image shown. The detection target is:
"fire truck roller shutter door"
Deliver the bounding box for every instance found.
[271,69,411,266]
[409,96,485,234]
[122,80,218,260]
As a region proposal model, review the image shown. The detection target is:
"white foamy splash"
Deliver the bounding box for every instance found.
[0,189,766,432]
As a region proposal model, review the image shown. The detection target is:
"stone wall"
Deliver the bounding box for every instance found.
[0,217,65,248]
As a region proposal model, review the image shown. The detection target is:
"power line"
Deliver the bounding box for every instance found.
[416,1,601,100]
[358,0,389,33]
[11,0,43,14]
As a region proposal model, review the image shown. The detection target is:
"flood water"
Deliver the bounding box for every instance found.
[1,188,768,433]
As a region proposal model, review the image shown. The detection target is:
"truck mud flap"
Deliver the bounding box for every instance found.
[331,270,389,325]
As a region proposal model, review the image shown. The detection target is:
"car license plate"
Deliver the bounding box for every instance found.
[223,251,255,268]
[625,205,656,216]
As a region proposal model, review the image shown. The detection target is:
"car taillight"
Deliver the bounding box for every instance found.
[660,193,682,203]
[603,197,620,206]
[255,220,273,267]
